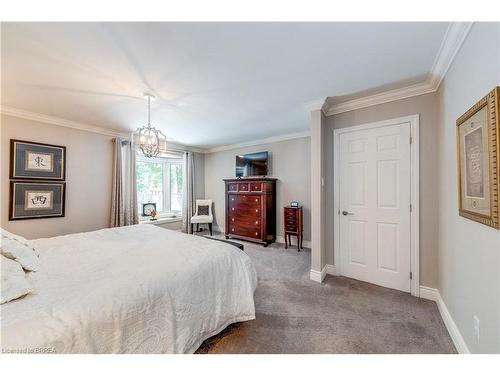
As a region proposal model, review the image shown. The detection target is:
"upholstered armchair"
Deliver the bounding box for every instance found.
[190,199,214,235]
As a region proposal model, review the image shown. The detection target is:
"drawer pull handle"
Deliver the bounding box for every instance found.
[232,208,234,211]
[232,228,235,232]
[255,232,258,236]
[232,218,234,222]
[255,221,258,224]
[255,199,258,202]
[231,198,234,201]
[255,209,258,212]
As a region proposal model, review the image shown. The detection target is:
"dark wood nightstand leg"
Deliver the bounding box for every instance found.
[300,233,303,250]
[285,232,288,248]
[208,223,213,236]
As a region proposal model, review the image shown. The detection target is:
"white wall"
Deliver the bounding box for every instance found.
[437,22,500,353]
[204,137,311,244]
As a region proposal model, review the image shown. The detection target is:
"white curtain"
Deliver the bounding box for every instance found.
[182,151,195,233]
[110,138,139,227]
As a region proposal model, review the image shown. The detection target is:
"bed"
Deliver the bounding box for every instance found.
[0,224,257,354]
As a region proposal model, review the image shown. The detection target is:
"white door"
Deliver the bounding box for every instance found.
[338,122,411,292]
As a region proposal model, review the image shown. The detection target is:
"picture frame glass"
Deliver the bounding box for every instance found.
[11,140,65,180]
[11,182,65,220]
[458,105,491,216]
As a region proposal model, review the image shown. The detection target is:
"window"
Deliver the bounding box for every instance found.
[136,156,184,216]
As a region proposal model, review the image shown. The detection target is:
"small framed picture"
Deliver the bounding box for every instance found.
[456,87,499,228]
[142,203,157,217]
[10,181,65,220]
[10,139,66,180]
[290,201,299,208]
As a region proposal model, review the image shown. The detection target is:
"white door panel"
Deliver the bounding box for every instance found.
[339,122,411,292]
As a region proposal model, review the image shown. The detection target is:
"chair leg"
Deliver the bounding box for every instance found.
[209,223,213,236]
[190,223,193,234]
[196,223,199,232]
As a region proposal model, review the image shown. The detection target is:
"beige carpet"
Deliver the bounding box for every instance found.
[195,233,456,354]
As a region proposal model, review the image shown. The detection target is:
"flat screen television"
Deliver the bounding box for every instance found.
[236,151,269,177]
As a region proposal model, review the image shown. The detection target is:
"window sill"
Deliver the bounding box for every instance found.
[139,217,183,226]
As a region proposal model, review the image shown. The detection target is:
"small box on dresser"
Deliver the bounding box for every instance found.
[224,178,277,247]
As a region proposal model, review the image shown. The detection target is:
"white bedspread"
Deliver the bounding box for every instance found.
[0,225,257,354]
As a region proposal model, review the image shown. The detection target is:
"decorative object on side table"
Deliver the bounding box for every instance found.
[290,201,299,208]
[150,209,157,221]
[9,181,65,220]
[142,203,156,217]
[284,205,303,251]
[10,139,66,180]
[456,87,499,229]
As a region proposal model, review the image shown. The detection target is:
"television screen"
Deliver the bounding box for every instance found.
[236,151,268,177]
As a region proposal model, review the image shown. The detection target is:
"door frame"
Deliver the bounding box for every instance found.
[333,114,420,297]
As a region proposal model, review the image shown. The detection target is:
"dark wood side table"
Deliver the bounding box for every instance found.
[284,206,303,251]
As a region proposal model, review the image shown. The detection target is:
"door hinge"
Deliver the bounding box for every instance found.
[410,272,413,280]
[409,204,412,212]
[409,136,413,144]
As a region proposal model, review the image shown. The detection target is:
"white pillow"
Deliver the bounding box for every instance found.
[1,228,31,246]
[1,254,34,304]
[1,235,40,272]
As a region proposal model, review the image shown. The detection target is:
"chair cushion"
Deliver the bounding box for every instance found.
[198,205,209,215]
[191,215,212,224]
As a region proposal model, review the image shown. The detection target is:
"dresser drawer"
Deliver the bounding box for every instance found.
[229,224,262,239]
[229,195,261,210]
[285,224,298,232]
[250,182,262,192]
[227,183,238,192]
[238,182,250,192]
[229,215,261,227]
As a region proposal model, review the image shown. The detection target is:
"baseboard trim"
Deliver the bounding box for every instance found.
[325,264,338,276]
[419,286,439,301]
[310,265,327,283]
[419,286,470,354]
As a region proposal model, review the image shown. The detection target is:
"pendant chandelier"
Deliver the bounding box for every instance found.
[136,93,166,158]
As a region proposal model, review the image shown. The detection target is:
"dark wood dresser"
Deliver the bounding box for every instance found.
[224,178,277,246]
[284,206,303,250]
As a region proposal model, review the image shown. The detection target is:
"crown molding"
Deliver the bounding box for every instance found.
[325,80,436,116]
[427,22,473,89]
[323,22,473,117]
[304,97,327,113]
[0,105,129,138]
[205,130,310,153]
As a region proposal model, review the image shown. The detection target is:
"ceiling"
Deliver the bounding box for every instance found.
[1,22,449,148]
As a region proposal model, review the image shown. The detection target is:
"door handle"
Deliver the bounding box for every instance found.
[342,210,354,216]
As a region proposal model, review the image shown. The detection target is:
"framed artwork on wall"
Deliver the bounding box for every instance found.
[456,87,499,229]
[10,139,66,181]
[9,181,66,220]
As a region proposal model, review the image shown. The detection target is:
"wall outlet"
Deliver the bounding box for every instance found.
[473,315,480,343]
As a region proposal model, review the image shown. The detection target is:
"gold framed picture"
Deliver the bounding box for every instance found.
[456,87,499,228]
